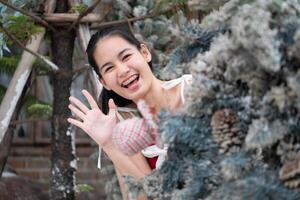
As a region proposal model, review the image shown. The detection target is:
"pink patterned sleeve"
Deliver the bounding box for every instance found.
[112,100,158,156]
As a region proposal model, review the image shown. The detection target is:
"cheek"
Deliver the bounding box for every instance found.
[102,74,117,89]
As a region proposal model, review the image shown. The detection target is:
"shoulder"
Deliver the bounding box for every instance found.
[116,107,140,121]
[182,74,193,85]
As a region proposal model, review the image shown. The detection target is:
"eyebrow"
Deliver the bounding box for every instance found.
[99,48,131,73]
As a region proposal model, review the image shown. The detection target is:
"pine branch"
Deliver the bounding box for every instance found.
[0,23,58,71]
[27,103,53,117]
[0,56,19,75]
[67,0,102,31]
[0,83,53,119]
[0,0,56,32]
[0,56,54,76]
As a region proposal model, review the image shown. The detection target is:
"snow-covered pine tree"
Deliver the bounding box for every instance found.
[131,0,300,199]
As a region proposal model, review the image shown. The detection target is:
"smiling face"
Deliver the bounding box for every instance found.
[93,35,154,101]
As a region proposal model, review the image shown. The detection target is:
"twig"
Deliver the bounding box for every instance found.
[91,13,156,29]
[72,65,90,81]
[0,0,56,32]
[72,64,90,74]
[67,0,102,31]
[0,23,59,71]
[126,18,134,36]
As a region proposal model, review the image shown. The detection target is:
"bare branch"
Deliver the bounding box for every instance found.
[73,64,90,74]
[0,23,58,71]
[126,18,134,36]
[91,13,156,29]
[0,0,56,32]
[71,65,90,81]
[67,0,102,31]
[43,13,102,23]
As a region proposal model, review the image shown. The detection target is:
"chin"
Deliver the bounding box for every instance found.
[128,90,147,102]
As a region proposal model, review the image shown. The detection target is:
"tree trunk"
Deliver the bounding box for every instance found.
[50,1,76,199]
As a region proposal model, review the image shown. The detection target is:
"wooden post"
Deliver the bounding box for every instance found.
[43,13,103,23]
[0,32,45,143]
[0,0,56,143]
[0,84,28,178]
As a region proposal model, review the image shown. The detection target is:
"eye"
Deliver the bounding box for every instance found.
[122,54,132,61]
[104,66,113,73]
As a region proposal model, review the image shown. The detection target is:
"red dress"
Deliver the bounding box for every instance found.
[146,155,158,170]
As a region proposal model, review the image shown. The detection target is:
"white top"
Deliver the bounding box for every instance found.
[141,74,192,169]
[97,74,193,169]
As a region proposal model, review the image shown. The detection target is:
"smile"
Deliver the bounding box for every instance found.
[121,74,140,88]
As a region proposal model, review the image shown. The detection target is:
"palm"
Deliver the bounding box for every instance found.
[68,90,117,146]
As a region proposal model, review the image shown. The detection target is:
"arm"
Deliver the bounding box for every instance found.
[103,141,151,179]
[68,90,151,179]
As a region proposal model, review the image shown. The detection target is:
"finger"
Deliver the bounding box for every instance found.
[69,104,85,120]
[108,99,116,116]
[82,90,99,109]
[69,96,89,113]
[67,118,84,129]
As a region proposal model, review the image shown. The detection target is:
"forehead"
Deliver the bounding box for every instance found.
[95,35,136,54]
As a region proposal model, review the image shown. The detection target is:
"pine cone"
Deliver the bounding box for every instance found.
[276,136,300,164]
[211,109,244,154]
[279,155,300,189]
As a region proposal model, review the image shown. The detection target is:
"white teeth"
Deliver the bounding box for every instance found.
[122,75,138,86]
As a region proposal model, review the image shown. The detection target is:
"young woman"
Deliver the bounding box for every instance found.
[67,26,192,179]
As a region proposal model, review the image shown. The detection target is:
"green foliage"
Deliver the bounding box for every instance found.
[0,0,41,57]
[22,92,52,118]
[32,57,52,75]
[0,55,53,119]
[0,83,52,118]
[0,56,19,75]
[0,84,6,103]
[27,103,52,118]
[69,3,88,14]
[75,184,94,193]
[3,15,43,45]
[0,55,52,76]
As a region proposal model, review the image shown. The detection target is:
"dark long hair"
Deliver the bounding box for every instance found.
[86,26,152,114]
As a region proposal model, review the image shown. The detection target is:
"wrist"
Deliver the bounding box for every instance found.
[102,139,114,150]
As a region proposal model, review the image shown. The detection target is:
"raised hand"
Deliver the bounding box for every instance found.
[67,90,117,147]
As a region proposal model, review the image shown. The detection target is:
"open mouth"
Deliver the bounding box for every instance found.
[121,74,139,88]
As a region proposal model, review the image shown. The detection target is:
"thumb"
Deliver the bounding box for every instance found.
[108,99,116,116]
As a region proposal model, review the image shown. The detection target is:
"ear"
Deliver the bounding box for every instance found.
[100,78,111,90]
[140,44,152,62]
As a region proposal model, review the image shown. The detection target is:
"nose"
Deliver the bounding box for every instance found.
[117,62,130,78]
